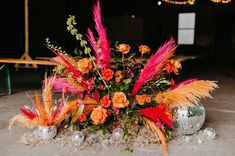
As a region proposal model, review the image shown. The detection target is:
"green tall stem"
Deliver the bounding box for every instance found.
[141,52,144,59]
[87,52,111,95]
[122,53,125,70]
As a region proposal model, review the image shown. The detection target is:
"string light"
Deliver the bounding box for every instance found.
[162,0,195,5]
[162,0,231,5]
[210,0,231,3]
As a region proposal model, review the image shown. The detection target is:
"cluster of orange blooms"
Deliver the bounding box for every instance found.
[115,71,123,83]
[90,92,129,125]
[135,94,152,105]
[73,43,168,125]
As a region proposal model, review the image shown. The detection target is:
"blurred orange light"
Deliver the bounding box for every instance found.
[162,0,231,5]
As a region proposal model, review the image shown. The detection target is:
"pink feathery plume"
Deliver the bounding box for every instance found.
[49,48,93,92]
[132,38,177,96]
[171,78,198,90]
[87,28,101,59]
[52,77,84,96]
[86,0,111,70]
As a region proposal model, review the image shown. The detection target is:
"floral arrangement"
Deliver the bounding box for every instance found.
[9,0,218,154]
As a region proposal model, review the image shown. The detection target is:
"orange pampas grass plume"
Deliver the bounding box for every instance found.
[143,117,169,155]
[43,75,56,117]
[155,79,218,108]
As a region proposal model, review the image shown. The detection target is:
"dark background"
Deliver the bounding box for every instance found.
[0,0,234,59]
[0,0,235,92]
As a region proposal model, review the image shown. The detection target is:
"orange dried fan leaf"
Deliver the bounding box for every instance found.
[143,117,169,155]
[53,99,79,125]
[34,92,47,121]
[8,115,46,130]
[156,80,218,108]
[43,75,56,117]
[83,97,98,113]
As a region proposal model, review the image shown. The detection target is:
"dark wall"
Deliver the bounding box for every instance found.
[0,0,234,58]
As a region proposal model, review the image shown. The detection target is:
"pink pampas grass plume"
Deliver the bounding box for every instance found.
[132,38,177,96]
[86,0,111,70]
[171,78,198,90]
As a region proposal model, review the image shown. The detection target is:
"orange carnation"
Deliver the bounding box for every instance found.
[78,113,87,123]
[112,92,129,108]
[116,44,131,54]
[102,68,114,81]
[77,58,92,74]
[136,94,147,105]
[90,106,108,125]
[138,45,151,54]
[100,95,112,108]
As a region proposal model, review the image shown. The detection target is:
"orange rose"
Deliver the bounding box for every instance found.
[116,44,131,54]
[116,71,123,79]
[145,97,152,103]
[90,106,108,125]
[136,94,147,105]
[138,45,151,54]
[102,68,114,81]
[77,58,92,74]
[115,77,121,83]
[112,92,129,108]
[165,59,181,75]
[170,59,181,75]
[78,113,87,123]
[100,95,112,108]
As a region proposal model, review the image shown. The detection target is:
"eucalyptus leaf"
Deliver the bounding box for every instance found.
[125,78,131,85]
[84,47,91,54]
[73,48,79,55]
[80,40,87,47]
[77,77,82,83]
[77,104,85,116]
[68,72,73,78]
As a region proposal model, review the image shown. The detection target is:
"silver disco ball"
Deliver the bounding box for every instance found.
[37,125,57,139]
[173,104,205,135]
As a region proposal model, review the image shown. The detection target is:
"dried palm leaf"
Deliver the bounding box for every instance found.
[53,99,79,125]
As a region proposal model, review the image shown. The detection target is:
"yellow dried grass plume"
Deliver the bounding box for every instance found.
[155,80,218,108]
